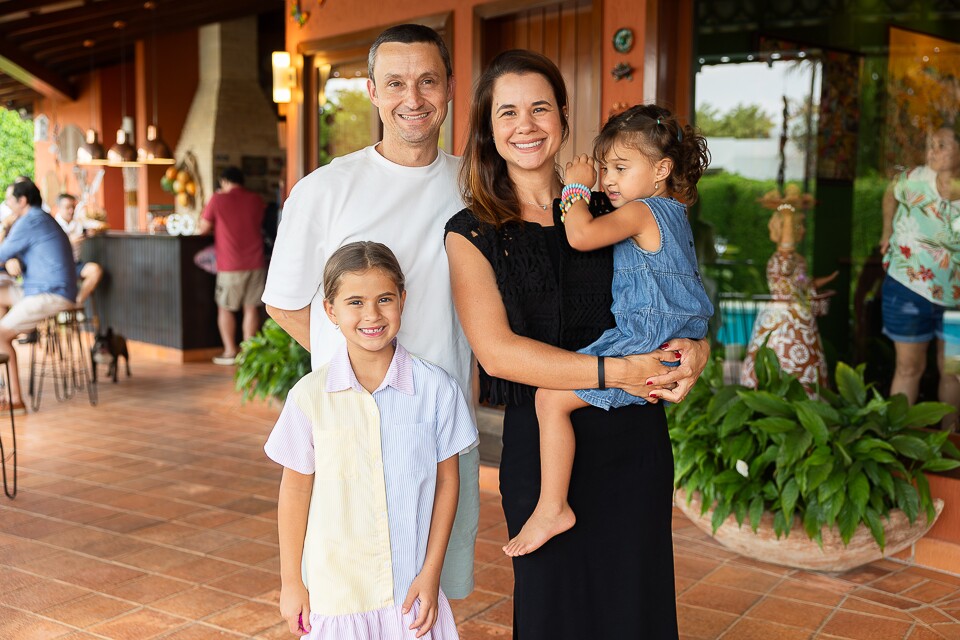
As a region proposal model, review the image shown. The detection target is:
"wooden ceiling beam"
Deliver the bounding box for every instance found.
[34,0,281,68]
[0,39,74,101]
[5,0,281,39]
[0,0,86,18]
[4,0,150,38]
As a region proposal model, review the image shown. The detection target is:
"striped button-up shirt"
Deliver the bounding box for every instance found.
[264,342,477,616]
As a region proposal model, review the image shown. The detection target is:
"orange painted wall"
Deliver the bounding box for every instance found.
[282,0,683,191]
[135,28,200,226]
[33,28,199,231]
[32,73,105,217]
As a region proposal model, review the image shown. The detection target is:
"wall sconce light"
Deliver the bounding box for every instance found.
[272,51,295,103]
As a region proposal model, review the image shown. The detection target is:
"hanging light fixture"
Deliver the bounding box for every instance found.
[107,20,141,167]
[77,40,108,165]
[137,1,174,164]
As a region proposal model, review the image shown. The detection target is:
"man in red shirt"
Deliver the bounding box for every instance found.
[199,166,266,365]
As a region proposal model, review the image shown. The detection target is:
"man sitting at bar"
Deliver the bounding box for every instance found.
[55,193,104,306]
[0,180,77,412]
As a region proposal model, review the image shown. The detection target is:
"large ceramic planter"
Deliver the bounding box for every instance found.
[674,488,944,573]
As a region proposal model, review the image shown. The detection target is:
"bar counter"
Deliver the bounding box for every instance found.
[81,232,220,353]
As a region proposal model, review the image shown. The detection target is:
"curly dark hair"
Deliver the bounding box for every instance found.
[594,104,710,204]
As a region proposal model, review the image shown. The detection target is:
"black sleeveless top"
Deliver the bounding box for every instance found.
[444,194,616,406]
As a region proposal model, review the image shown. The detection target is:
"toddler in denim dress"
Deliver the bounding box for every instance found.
[504,104,714,557]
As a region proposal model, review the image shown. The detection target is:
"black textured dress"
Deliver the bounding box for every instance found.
[445,197,679,640]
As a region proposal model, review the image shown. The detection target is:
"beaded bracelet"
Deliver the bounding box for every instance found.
[559,183,591,222]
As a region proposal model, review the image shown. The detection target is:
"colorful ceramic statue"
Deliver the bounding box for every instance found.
[741,189,837,391]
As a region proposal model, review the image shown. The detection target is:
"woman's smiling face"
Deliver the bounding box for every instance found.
[490,72,565,176]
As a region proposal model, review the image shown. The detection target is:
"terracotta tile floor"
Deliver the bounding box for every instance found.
[2,357,960,639]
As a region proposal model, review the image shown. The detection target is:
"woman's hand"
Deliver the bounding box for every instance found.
[616,352,672,398]
[403,572,441,638]
[4,259,21,277]
[279,581,311,636]
[564,154,597,189]
[643,339,711,403]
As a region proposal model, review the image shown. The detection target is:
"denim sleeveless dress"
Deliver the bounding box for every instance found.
[576,196,714,409]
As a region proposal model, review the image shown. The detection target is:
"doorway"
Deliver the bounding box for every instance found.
[478,0,601,168]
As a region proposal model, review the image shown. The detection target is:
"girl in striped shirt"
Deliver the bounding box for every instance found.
[265,241,477,639]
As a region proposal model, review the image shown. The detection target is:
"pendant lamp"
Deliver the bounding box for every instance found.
[77,41,109,165]
[137,2,174,164]
[107,21,142,167]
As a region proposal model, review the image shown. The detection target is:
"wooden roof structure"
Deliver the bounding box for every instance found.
[0,0,283,110]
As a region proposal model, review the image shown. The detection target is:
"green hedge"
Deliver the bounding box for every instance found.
[696,172,888,298]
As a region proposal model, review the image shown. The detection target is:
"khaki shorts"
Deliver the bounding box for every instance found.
[0,287,75,334]
[215,269,266,312]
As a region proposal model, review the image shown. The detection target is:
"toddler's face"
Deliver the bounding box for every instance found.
[599,145,666,208]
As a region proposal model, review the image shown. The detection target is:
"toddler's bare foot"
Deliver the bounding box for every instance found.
[503,503,575,557]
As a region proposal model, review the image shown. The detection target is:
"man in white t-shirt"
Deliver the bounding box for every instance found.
[262,24,479,599]
[54,194,103,305]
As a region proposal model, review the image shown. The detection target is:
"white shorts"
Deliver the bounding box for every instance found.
[0,287,75,334]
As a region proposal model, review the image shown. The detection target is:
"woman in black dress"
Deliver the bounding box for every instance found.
[444,51,709,639]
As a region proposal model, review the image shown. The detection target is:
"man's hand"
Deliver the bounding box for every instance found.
[403,572,441,638]
[278,581,311,636]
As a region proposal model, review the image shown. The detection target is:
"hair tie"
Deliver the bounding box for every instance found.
[677,127,683,143]
[656,117,661,126]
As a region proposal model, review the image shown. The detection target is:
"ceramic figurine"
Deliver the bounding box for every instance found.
[741,189,837,391]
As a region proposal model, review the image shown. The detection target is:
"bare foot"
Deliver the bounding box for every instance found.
[503,503,576,556]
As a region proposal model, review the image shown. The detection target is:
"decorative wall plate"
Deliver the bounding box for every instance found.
[613,28,634,53]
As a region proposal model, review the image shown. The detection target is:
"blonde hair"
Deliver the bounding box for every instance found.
[323,241,405,301]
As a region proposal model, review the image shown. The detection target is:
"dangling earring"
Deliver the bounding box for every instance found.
[654,181,659,190]
[334,324,340,331]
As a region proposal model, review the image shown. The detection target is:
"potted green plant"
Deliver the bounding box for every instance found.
[668,345,960,572]
[234,319,310,403]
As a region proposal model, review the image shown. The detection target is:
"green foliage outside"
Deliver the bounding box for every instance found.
[235,319,311,403]
[319,88,375,167]
[696,171,888,298]
[668,345,959,549]
[696,103,775,139]
[0,109,34,187]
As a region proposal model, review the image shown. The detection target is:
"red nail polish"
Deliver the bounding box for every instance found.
[649,393,658,399]
[660,343,670,349]
[646,381,653,385]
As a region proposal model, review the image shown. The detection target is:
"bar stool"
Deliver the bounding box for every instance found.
[28,307,98,411]
[0,352,17,499]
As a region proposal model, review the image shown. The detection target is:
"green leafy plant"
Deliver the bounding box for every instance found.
[668,346,960,549]
[234,319,310,402]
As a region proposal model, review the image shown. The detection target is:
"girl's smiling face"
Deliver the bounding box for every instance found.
[323,268,405,356]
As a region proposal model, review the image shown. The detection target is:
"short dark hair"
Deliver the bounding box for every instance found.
[219,166,244,186]
[58,193,77,204]
[368,24,452,81]
[10,180,42,207]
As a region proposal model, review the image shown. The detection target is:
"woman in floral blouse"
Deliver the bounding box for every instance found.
[880,123,960,426]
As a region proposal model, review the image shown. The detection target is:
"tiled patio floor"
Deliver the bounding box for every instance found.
[2,356,960,639]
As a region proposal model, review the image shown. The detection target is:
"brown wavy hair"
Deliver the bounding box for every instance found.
[594,104,710,205]
[459,50,569,227]
[323,241,405,301]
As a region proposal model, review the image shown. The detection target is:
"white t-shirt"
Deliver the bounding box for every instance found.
[55,214,84,262]
[263,145,473,412]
